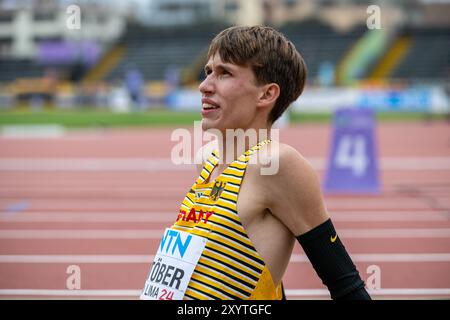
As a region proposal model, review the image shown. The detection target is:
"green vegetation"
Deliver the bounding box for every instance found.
[290,111,448,123]
[0,108,201,128]
[0,108,446,128]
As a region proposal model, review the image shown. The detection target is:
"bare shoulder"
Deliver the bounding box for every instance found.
[278,143,319,183]
[256,141,328,235]
[258,141,318,184]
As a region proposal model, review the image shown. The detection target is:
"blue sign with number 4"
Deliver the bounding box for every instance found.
[323,108,380,194]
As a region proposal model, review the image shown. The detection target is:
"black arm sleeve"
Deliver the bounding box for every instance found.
[296,218,371,300]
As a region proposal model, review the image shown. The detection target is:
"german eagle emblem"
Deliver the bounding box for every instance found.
[209,180,226,202]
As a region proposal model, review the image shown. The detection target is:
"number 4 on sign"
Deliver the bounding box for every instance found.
[323,108,380,194]
[335,135,369,177]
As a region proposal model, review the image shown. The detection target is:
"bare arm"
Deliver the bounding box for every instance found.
[265,144,371,300]
[265,144,329,236]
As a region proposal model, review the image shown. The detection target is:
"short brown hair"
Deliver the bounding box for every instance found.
[207,26,307,124]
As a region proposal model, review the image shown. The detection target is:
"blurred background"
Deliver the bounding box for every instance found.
[0,0,448,120]
[0,0,449,300]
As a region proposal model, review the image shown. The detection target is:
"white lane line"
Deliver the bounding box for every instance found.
[1,212,174,223]
[0,159,193,172]
[0,229,162,239]
[1,228,449,239]
[0,288,449,297]
[291,253,450,262]
[285,288,450,297]
[1,211,448,222]
[331,211,450,222]
[0,199,442,211]
[0,125,65,138]
[0,289,141,297]
[340,228,450,238]
[1,253,450,263]
[0,229,161,239]
[0,255,154,263]
[325,200,448,210]
[0,157,449,171]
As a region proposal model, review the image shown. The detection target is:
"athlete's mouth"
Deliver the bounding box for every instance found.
[202,103,220,110]
[201,98,220,110]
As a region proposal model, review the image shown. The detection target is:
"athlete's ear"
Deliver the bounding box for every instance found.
[257,83,280,108]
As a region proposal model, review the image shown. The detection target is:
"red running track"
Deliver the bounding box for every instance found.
[0,121,449,299]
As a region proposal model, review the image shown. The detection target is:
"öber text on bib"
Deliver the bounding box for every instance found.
[141,228,206,300]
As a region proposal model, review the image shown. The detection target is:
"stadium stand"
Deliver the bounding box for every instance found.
[280,20,366,83]
[0,59,47,82]
[106,23,228,82]
[391,27,450,81]
[103,19,366,85]
[0,18,447,105]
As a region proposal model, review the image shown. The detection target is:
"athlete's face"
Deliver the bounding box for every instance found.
[199,54,261,132]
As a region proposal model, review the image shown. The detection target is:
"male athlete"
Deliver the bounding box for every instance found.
[141,26,371,300]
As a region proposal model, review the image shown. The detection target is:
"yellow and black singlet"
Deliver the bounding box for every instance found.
[171,139,283,300]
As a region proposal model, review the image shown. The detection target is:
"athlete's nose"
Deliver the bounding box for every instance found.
[199,75,214,95]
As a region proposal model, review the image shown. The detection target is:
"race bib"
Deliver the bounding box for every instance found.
[140,228,206,300]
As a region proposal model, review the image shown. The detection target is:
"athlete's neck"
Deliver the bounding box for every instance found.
[216,126,271,166]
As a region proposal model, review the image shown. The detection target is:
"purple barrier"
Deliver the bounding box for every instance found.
[323,108,380,194]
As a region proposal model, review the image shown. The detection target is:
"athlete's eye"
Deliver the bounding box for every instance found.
[219,69,231,77]
[204,68,212,76]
